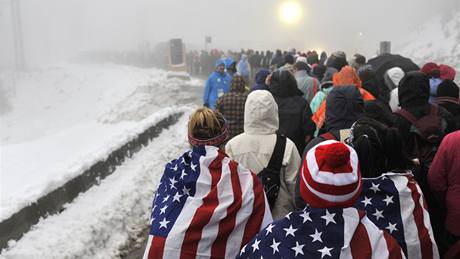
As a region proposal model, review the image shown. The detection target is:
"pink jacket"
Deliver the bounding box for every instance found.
[428,130,460,236]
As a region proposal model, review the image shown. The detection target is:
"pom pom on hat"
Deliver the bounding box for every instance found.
[300,140,361,208]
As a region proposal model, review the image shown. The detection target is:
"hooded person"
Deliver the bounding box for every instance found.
[203,59,232,109]
[237,54,252,84]
[384,67,406,112]
[143,107,272,259]
[421,62,441,78]
[312,64,326,82]
[295,86,364,208]
[224,57,237,76]
[309,67,337,115]
[251,69,270,91]
[312,65,375,130]
[216,75,249,140]
[294,61,320,103]
[268,70,316,154]
[238,140,405,259]
[394,71,452,147]
[225,90,301,219]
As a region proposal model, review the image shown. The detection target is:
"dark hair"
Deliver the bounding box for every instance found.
[350,118,412,177]
[294,61,310,73]
[284,54,295,65]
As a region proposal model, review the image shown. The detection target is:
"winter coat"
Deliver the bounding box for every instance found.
[394,72,453,147]
[294,70,320,103]
[310,87,332,114]
[237,206,404,259]
[312,66,374,129]
[428,130,460,236]
[251,69,270,92]
[216,76,249,139]
[364,99,396,126]
[225,90,301,219]
[203,60,232,109]
[269,70,316,153]
[237,54,251,77]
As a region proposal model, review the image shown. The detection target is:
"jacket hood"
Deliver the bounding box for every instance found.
[269,69,303,97]
[223,57,235,69]
[398,71,430,108]
[326,86,364,131]
[333,65,362,88]
[255,69,270,84]
[244,90,279,135]
[384,67,405,90]
[215,58,226,68]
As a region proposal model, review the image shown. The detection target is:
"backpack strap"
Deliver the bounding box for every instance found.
[398,108,418,125]
[430,103,438,116]
[312,78,318,96]
[267,134,287,172]
[320,132,337,141]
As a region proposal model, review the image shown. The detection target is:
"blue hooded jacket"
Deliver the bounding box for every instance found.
[236,54,251,77]
[203,59,232,109]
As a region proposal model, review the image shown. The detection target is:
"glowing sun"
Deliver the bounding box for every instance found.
[279,1,303,25]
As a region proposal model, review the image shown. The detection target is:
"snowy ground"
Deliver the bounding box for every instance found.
[0,113,192,258]
[0,62,202,221]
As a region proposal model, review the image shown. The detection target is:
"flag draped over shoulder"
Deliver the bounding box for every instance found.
[355,173,439,259]
[144,145,272,259]
[237,207,405,259]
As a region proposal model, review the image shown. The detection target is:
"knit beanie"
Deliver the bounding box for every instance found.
[440,64,456,81]
[437,80,459,99]
[300,140,362,208]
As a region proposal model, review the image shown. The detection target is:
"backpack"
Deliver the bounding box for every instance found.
[258,134,286,210]
[398,104,443,167]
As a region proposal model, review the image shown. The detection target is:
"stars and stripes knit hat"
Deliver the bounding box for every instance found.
[300,140,362,208]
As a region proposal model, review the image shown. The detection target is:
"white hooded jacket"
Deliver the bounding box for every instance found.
[225,90,301,219]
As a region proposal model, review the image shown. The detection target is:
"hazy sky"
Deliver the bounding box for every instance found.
[1,0,459,68]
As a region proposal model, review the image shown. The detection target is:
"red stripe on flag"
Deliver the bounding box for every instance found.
[241,172,265,248]
[180,153,224,259]
[147,236,166,259]
[406,176,433,259]
[210,160,242,258]
[350,222,372,258]
[383,231,404,259]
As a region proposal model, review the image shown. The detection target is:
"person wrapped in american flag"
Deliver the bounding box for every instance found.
[238,140,405,259]
[349,118,439,258]
[143,107,273,259]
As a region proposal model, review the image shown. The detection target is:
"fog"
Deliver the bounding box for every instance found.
[1,0,459,69]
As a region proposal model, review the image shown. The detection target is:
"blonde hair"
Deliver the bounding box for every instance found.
[188,107,225,140]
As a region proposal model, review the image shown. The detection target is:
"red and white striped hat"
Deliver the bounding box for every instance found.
[300,140,362,208]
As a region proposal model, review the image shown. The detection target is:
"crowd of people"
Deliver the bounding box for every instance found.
[145,48,460,259]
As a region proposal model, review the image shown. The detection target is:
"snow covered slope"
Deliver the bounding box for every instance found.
[0,63,202,221]
[0,113,191,258]
[398,10,460,83]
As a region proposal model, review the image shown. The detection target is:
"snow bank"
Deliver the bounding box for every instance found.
[398,10,460,83]
[0,113,192,258]
[0,62,202,221]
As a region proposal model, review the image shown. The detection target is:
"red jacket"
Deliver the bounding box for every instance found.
[428,130,460,236]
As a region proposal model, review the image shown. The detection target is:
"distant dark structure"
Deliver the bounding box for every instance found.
[380,41,392,55]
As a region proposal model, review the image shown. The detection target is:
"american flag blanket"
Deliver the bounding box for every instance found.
[237,207,405,259]
[143,145,272,259]
[354,173,439,259]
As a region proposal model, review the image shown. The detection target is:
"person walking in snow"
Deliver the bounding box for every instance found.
[143,107,272,259]
[237,54,251,86]
[203,59,232,110]
[238,140,405,259]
